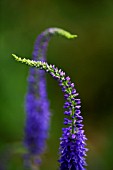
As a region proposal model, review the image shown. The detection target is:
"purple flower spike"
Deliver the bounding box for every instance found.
[24,29,53,166]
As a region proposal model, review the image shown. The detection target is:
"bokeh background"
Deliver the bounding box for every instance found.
[1,0,113,169]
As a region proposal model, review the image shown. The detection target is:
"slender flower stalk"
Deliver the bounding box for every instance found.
[24,28,77,168]
[13,54,88,170]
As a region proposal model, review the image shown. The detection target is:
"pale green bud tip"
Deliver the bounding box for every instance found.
[58,29,77,39]
[12,54,28,64]
[12,54,24,62]
[53,28,77,39]
[12,54,39,68]
[12,54,19,60]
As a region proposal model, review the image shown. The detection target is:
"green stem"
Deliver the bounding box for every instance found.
[72,107,75,134]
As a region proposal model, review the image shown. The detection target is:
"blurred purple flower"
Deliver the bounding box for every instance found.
[24,29,51,164]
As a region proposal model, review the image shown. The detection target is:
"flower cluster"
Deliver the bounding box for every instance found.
[13,55,88,170]
[24,29,51,165]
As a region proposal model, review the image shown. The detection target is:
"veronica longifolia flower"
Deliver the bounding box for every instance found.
[24,28,77,167]
[13,54,88,170]
[24,29,51,165]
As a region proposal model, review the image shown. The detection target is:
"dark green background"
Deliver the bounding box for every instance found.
[1,0,113,169]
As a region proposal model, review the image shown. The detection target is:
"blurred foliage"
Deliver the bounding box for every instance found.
[1,0,113,169]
